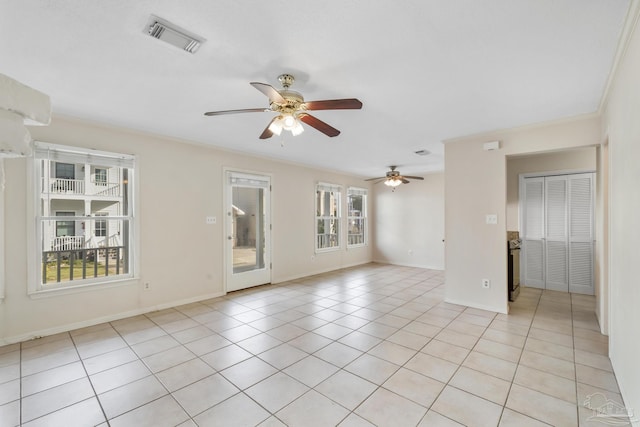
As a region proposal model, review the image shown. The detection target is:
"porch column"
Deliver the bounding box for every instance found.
[84,200,92,244]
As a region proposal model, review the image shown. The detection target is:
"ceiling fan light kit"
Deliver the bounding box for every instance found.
[204,74,362,139]
[366,166,424,190]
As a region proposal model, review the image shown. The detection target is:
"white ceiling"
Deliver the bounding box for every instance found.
[0,1,630,177]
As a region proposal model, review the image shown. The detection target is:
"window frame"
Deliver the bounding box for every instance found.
[315,182,342,253]
[94,167,108,185]
[28,142,137,296]
[94,212,108,237]
[347,187,368,248]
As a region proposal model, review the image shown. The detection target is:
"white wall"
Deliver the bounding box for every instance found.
[444,115,601,314]
[0,116,373,343]
[506,148,597,230]
[373,172,444,270]
[602,4,640,421]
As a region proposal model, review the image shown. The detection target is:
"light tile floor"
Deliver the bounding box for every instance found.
[0,264,632,426]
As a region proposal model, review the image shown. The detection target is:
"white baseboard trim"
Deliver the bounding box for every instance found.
[273,261,372,284]
[444,296,507,315]
[1,291,226,346]
[372,259,444,270]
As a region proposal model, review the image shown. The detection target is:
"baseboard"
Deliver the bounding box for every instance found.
[273,260,372,284]
[444,296,507,315]
[1,290,226,346]
[372,258,444,270]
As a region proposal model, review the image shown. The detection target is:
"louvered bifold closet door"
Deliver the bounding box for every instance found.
[523,177,545,288]
[568,173,595,294]
[545,176,569,292]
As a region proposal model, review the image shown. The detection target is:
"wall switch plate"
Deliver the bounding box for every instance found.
[482,279,491,289]
[485,214,498,225]
[206,216,216,225]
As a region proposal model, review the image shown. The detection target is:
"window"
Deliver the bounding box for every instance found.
[95,212,108,237]
[316,183,341,251]
[33,142,135,292]
[95,168,107,185]
[347,187,367,247]
[55,162,75,179]
[55,212,75,237]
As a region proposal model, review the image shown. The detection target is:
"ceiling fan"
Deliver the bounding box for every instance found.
[204,74,362,139]
[365,166,424,189]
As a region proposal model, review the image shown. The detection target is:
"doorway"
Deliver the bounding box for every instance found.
[224,170,271,292]
[520,172,595,295]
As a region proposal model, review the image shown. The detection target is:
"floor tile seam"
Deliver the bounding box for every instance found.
[90,319,186,423]
[495,285,543,427]
[20,395,100,426]
[67,332,109,424]
[106,392,185,423]
[568,289,583,426]
[19,361,91,399]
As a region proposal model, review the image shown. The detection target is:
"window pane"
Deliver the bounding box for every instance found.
[347,188,367,247]
[315,185,341,251]
[37,144,134,288]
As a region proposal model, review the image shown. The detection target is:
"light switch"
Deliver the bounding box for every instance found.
[206,216,216,225]
[486,214,498,225]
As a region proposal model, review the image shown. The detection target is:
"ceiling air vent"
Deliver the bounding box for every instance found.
[145,15,204,54]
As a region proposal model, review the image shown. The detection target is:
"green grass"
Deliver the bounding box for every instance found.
[44,259,120,282]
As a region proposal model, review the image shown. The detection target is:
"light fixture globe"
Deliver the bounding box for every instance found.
[384,178,402,187]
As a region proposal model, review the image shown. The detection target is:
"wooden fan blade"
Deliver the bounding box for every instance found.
[401,178,410,184]
[304,98,363,110]
[403,176,425,180]
[250,82,286,104]
[204,108,267,116]
[259,117,277,139]
[298,113,340,137]
[364,176,386,182]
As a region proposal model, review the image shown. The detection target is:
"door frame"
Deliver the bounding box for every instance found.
[518,168,595,293]
[222,167,272,293]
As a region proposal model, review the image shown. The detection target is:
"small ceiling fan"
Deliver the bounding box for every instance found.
[365,166,424,189]
[204,74,362,139]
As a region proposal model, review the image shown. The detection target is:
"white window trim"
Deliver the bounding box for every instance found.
[347,186,368,248]
[28,142,138,297]
[315,182,342,253]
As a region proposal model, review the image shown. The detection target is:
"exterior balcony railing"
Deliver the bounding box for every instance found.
[42,246,127,284]
[45,178,121,197]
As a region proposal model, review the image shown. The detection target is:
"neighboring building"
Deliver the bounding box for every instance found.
[41,159,124,251]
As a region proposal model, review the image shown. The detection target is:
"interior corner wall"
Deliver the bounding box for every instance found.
[444,115,601,314]
[602,7,640,422]
[372,172,444,270]
[0,117,373,344]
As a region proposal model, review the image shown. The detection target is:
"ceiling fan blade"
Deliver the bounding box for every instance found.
[364,176,386,181]
[401,178,410,184]
[298,113,340,137]
[259,117,277,139]
[304,98,363,110]
[204,108,268,116]
[250,82,286,104]
[403,176,425,180]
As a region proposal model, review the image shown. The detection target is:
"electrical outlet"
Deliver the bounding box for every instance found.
[482,279,491,289]
[144,282,151,291]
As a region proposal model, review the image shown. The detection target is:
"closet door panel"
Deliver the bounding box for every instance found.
[545,176,568,292]
[569,173,594,294]
[522,177,545,288]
